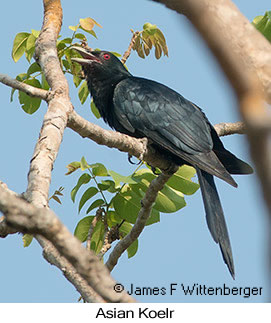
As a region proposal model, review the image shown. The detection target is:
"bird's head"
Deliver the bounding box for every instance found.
[71,47,131,82]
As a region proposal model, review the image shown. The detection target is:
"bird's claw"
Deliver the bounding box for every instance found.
[128,154,141,165]
[150,165,160,175]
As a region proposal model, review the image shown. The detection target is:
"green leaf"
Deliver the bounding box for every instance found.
[155,185,186,213]
[27,62,41,76]
[155,31,168,56]
[142,31,153,49]
[166,165,199,195]
[31,29,40,38]
[78,26,98,38]
[25,47,35,63]
[176,164,196,179]
[80,156,89,171]
[143,23,157,35]
[132,168,187,213]
[25,34,36,62]
[74,216,94,242]
[90,220,105,254]
[86,199,105,214]
[154,43,162,59]
[11,73,28,102]
[113,185,160,225]
[41,74,50,90]
[91,99,101,118]
[107,210,122,227]
[16,73,28,82]
[61,37,73,44]
[137,44,145,59]
[75,33,87,40]
[73,75,82,88]
[80,17,95,31]
[78,80,89,104]
[12,32,30,62]
[64,47,72,65]
[127,239,138,258]
[110,51,122,57]
[155,28,166,45]
[10,88,16,102]
[98,180,117,193]
[71,54,83,75]
[18,79,42,114]
[62,59,70,70]
[79,17,102,31]
[78,187,99,213]
[98,182,111,191]
[69,24,79,32]
[108,170,137,188]
[66,161,81,175]
[116,221,138,258]
[71,173,91,202]
[89,163,108,176]
[143,42,150,56]
[23,234,33,247]
[57,41,67,52]
[252,11,271,42]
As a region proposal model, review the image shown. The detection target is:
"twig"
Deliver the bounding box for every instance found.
[0,216,18,237]
[68,110,246,174]
[86,208,103,250]
[0,74,49,101]
[98,231,111,259]
[97,223,121,259]
[214,121,245,137]
[121,31,140,64]
[106,166,178,272]
[39,236,105,303]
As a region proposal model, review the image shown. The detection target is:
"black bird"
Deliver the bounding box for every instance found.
[71,47,253,278]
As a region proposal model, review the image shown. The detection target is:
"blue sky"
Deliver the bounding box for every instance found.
[0,0,270,302]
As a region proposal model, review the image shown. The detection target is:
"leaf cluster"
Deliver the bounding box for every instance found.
[11,18,102,115]
[67,157,199,258]
[132,23,168,59]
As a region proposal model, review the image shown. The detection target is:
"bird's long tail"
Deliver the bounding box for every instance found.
[196,167,235,279]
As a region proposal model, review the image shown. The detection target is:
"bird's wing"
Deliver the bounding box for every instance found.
[113,77,236,186]
[114,77,212,154]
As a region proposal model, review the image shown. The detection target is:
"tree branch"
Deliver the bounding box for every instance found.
[38,236,105,303]
[25,0,72,207]
[106,167,177,272]
[0,183,134,302]
[214,121,245,137]
[152,0,271,103]
[68,110,245,172]
[11,0,133,303]
[0,71,246,139]
[0,74,49,101]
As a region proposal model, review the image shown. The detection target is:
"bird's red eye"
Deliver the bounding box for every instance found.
[103,53,110,60]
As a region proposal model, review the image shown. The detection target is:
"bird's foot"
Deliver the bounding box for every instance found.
[149,165,161,175]
[128,154,141,165]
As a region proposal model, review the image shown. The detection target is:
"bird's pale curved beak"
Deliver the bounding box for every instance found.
[70,46,101,65]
